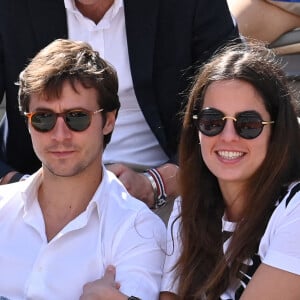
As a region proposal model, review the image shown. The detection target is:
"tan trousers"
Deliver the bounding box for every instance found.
[266,1,300,15]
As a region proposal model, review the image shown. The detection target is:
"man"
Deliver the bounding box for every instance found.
[0,0,240,209]
[0,39,166,299]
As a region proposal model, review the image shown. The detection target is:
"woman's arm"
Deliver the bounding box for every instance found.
[241,185,300,299]
[241,263,300,299]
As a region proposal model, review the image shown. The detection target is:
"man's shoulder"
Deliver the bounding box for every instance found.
[99,169,165,227]
[0,181,25,210]
[101,169,150,211]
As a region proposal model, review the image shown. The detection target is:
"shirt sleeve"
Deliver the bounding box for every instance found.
[160,196,182,294]
[108,208,167,300]
[259,184,300,275]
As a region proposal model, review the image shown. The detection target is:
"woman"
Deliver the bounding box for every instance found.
[160,42,300,299]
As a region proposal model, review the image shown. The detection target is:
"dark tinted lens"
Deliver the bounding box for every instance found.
[65,111,91,131]
[31,112,56,132]
[235,112,263,139]
[198,109,225,136]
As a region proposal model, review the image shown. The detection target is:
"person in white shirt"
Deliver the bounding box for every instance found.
[0,39,166,300]
[160,42,300,299]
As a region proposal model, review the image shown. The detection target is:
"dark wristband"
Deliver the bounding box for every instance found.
[9,172,24,183]
[128,297,141,300]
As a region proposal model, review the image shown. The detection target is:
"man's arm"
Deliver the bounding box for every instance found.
[0,171,25,184]
[106,163,179,208]
[0,17,22,184]
[86,208,166,300]
[0,27,12,182]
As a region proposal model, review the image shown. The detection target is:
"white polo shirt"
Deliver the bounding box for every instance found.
[0,168,166,300]
[64,0,169,170]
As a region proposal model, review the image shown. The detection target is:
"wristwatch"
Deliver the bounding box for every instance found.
[128,297,141,300]
[143,169,167,209]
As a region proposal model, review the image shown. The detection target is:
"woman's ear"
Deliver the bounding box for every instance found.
[102,110,117,135]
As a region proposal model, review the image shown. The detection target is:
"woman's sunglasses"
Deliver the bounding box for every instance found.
[24,109,103,132]
[192,107,274,139]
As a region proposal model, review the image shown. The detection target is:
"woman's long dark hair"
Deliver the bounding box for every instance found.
[175,42,300,299]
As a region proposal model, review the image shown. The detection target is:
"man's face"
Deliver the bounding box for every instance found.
[27,80,115,178]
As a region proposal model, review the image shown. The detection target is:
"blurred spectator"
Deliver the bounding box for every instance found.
[227,0,300,43]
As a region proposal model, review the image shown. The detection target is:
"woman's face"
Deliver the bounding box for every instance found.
[199,79,273,189]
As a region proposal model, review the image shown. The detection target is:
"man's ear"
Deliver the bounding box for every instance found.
[102,110,117,135]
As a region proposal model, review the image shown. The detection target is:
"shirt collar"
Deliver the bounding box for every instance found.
[64,0,124,23]
[21,169,43,212]
[21,167,112,221]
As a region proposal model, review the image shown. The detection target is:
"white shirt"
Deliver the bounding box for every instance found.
[161,185,300,298]
[64,0,169,170]
[0,168,166,300]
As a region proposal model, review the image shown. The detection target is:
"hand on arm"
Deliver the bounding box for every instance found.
[0,171,18,185]
[106,163,179,208]
[80,266,127,300]
[155,163,179,199]
[81,210,166,300]
[0,171,29,184]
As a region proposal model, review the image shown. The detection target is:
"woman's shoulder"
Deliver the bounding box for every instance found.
[277,181,300,212]
[261,181,300,235]
[259,180,300,275]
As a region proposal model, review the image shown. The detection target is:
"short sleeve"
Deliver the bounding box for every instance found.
[160,197,182,293]
[259,183,300,275]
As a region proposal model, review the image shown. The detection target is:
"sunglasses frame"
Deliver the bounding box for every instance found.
[24,108,104,132]
[192,107,274,139]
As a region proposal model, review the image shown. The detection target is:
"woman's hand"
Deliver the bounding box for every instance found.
[80,265,127,300]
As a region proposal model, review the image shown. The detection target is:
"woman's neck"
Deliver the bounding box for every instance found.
[219,181,245,222]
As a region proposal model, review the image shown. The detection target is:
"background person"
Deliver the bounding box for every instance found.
[0,0,240,213]
[0,39,166,300]
[160,42,300,299]
[227,0,300,43]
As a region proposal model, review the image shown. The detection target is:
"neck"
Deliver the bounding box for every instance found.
[75,0,114,24]
[219,181,245,222]
[38,166,102,241]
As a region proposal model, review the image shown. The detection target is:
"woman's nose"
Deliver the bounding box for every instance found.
[219,118,240,141]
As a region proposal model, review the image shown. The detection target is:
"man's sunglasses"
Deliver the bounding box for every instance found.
[24,109,103,132]
[192,107,274,139]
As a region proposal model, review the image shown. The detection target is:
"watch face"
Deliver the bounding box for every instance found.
[155,197,167,208]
